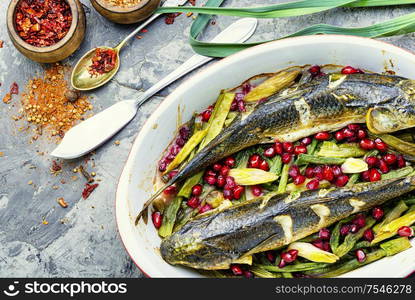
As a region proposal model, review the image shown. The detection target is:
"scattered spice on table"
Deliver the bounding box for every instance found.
[78,165,94,183]
[88,48,117,77]
[0,152,4,157]
[50,160,62,175]
[165,13,181,25]
[2,82,19,104]
[102,0,141,8]
[82,183,99,199]
[20,63,93,138]
[15,0,72,47]
[57,197,68,208]
[0,40,3,48]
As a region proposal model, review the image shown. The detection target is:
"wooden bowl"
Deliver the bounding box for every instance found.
[7,0,86,64]
[90,0,161,24]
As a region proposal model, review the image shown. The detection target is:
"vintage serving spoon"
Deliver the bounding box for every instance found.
[71,0,188,91]
[51,18,258,159]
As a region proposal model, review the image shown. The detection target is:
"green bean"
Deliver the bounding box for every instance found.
[317,141,367,158]
[380,237,412,256]
[330,216,354,253]
[296,154,346,166]
[178,171,203,198]
[334,217,376,257]
[282,272,294,278]
[307,139,319,155]
[404,197,415,205]
[315,249,387,278]
[381,166,413,180]
[277,163,291,194]
[158,197,182,238]
[346,173,360,187]
[351,241,372,251]
[269,155,283,176]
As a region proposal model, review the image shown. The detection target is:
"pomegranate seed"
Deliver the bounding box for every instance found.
[349,224,359,233]
[352,214,366,228]
[305,167,314,178]
[248,154,261,168]
[201,110,212,122]
[170,144,181,155]
[294,175,306,185]
[205,170,216,177]
[335,175,349,187]
[274,142,283,155]
[312,239,324,250]
[283,142,294,153]
[306,179,319,190]
[152,212,162,229]
[365,156,379,168]
[323,165,334,182]
[322,241,330,252]
[243,270,254,279]
[348,124,361,131]
[233,185,245,200]
[363,229,375,242]
[289,165,300,178]
[335,131,345,141]
[397,155,406,168]
[264,147,276,158]
[266,251,276,263]
[237,100,246,112]
[383,153,397,165]
[242,83,252,94]
[230,265,243,276]
[294,145,307,155]
[225,176,236,189]
[191,184,203,196]
[319,228,331,240]
[223,189,233,200]
[281,153,292,164]
[360,139,376,150]
[378,159,389,174]
[361,170,371,182]
[372,207,384,221]
[398,226,414,237]
[225,157,236,167]
[179,126,190,139]
[168,170,179,179]
[313,166,324,181]
[220,165,231,176]
[230,99,238,111]
[213,163,222,171]
[259,160,270,171]
[374,138,388,152]
[341,66,362,74]
[343,128,355,138]
[251,185,263,197]
[163,185,177,195]
[347,136,358,143]
[216,175,226,187]
[369,168,381,182]
[199,204,211,214]
[355,249,366,263]
[314,132,330,140]
[281,250,298,263]
[158,161,167,172]
[278,259,286,268]
[187,196,200,208]
[332,165,343,177]
[205,175,216,185]
[357,129,367,139]
[166,153,176,161]
[340,225,351,236]
[301,137,312,146]
[309,65,321,76]
[176,137,186,146]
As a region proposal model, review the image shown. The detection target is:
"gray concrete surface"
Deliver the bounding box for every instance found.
[1,0,415,277]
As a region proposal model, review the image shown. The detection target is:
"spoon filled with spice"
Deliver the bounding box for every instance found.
[71,0,188,91]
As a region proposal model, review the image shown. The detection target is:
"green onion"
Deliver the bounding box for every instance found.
[269,155,283,176]
[229,168,279,185]
[158,197,183,238]
[250,265,282,278]
[277,163,291,194]
[317,141,367,158]
[296,154,346,166]
[260,262,329,272]
[381,166,414,180]
[380,237,412,256]
[330,216,354,252]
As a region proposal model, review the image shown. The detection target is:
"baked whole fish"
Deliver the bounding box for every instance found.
[138,73,415,217]
[161,176,415,269]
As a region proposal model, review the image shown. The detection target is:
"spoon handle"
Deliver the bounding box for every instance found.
[115,13,162,51]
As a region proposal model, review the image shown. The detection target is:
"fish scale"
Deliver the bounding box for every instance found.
[161,176,415,270]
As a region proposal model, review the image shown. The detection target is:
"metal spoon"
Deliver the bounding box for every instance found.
[51,18,258,159]
[71,0,188,91]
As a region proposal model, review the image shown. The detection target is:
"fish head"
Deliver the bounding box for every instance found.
[367,80,415,134]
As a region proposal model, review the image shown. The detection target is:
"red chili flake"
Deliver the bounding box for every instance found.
[10,82,19,95]
[82,183,99,199]
[165,13,181,25]
[88,48,117,77]
[141,28,148,33]
[189,0,196,5]
[15,0,73,48]
[0,40,3,48]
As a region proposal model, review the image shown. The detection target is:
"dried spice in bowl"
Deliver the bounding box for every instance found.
[101,0,142,8]
[88,48,117,77]
[15,0,73,47]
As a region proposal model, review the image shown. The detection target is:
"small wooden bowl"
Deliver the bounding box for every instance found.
[90,0,161,24]
[7,0,86,64]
